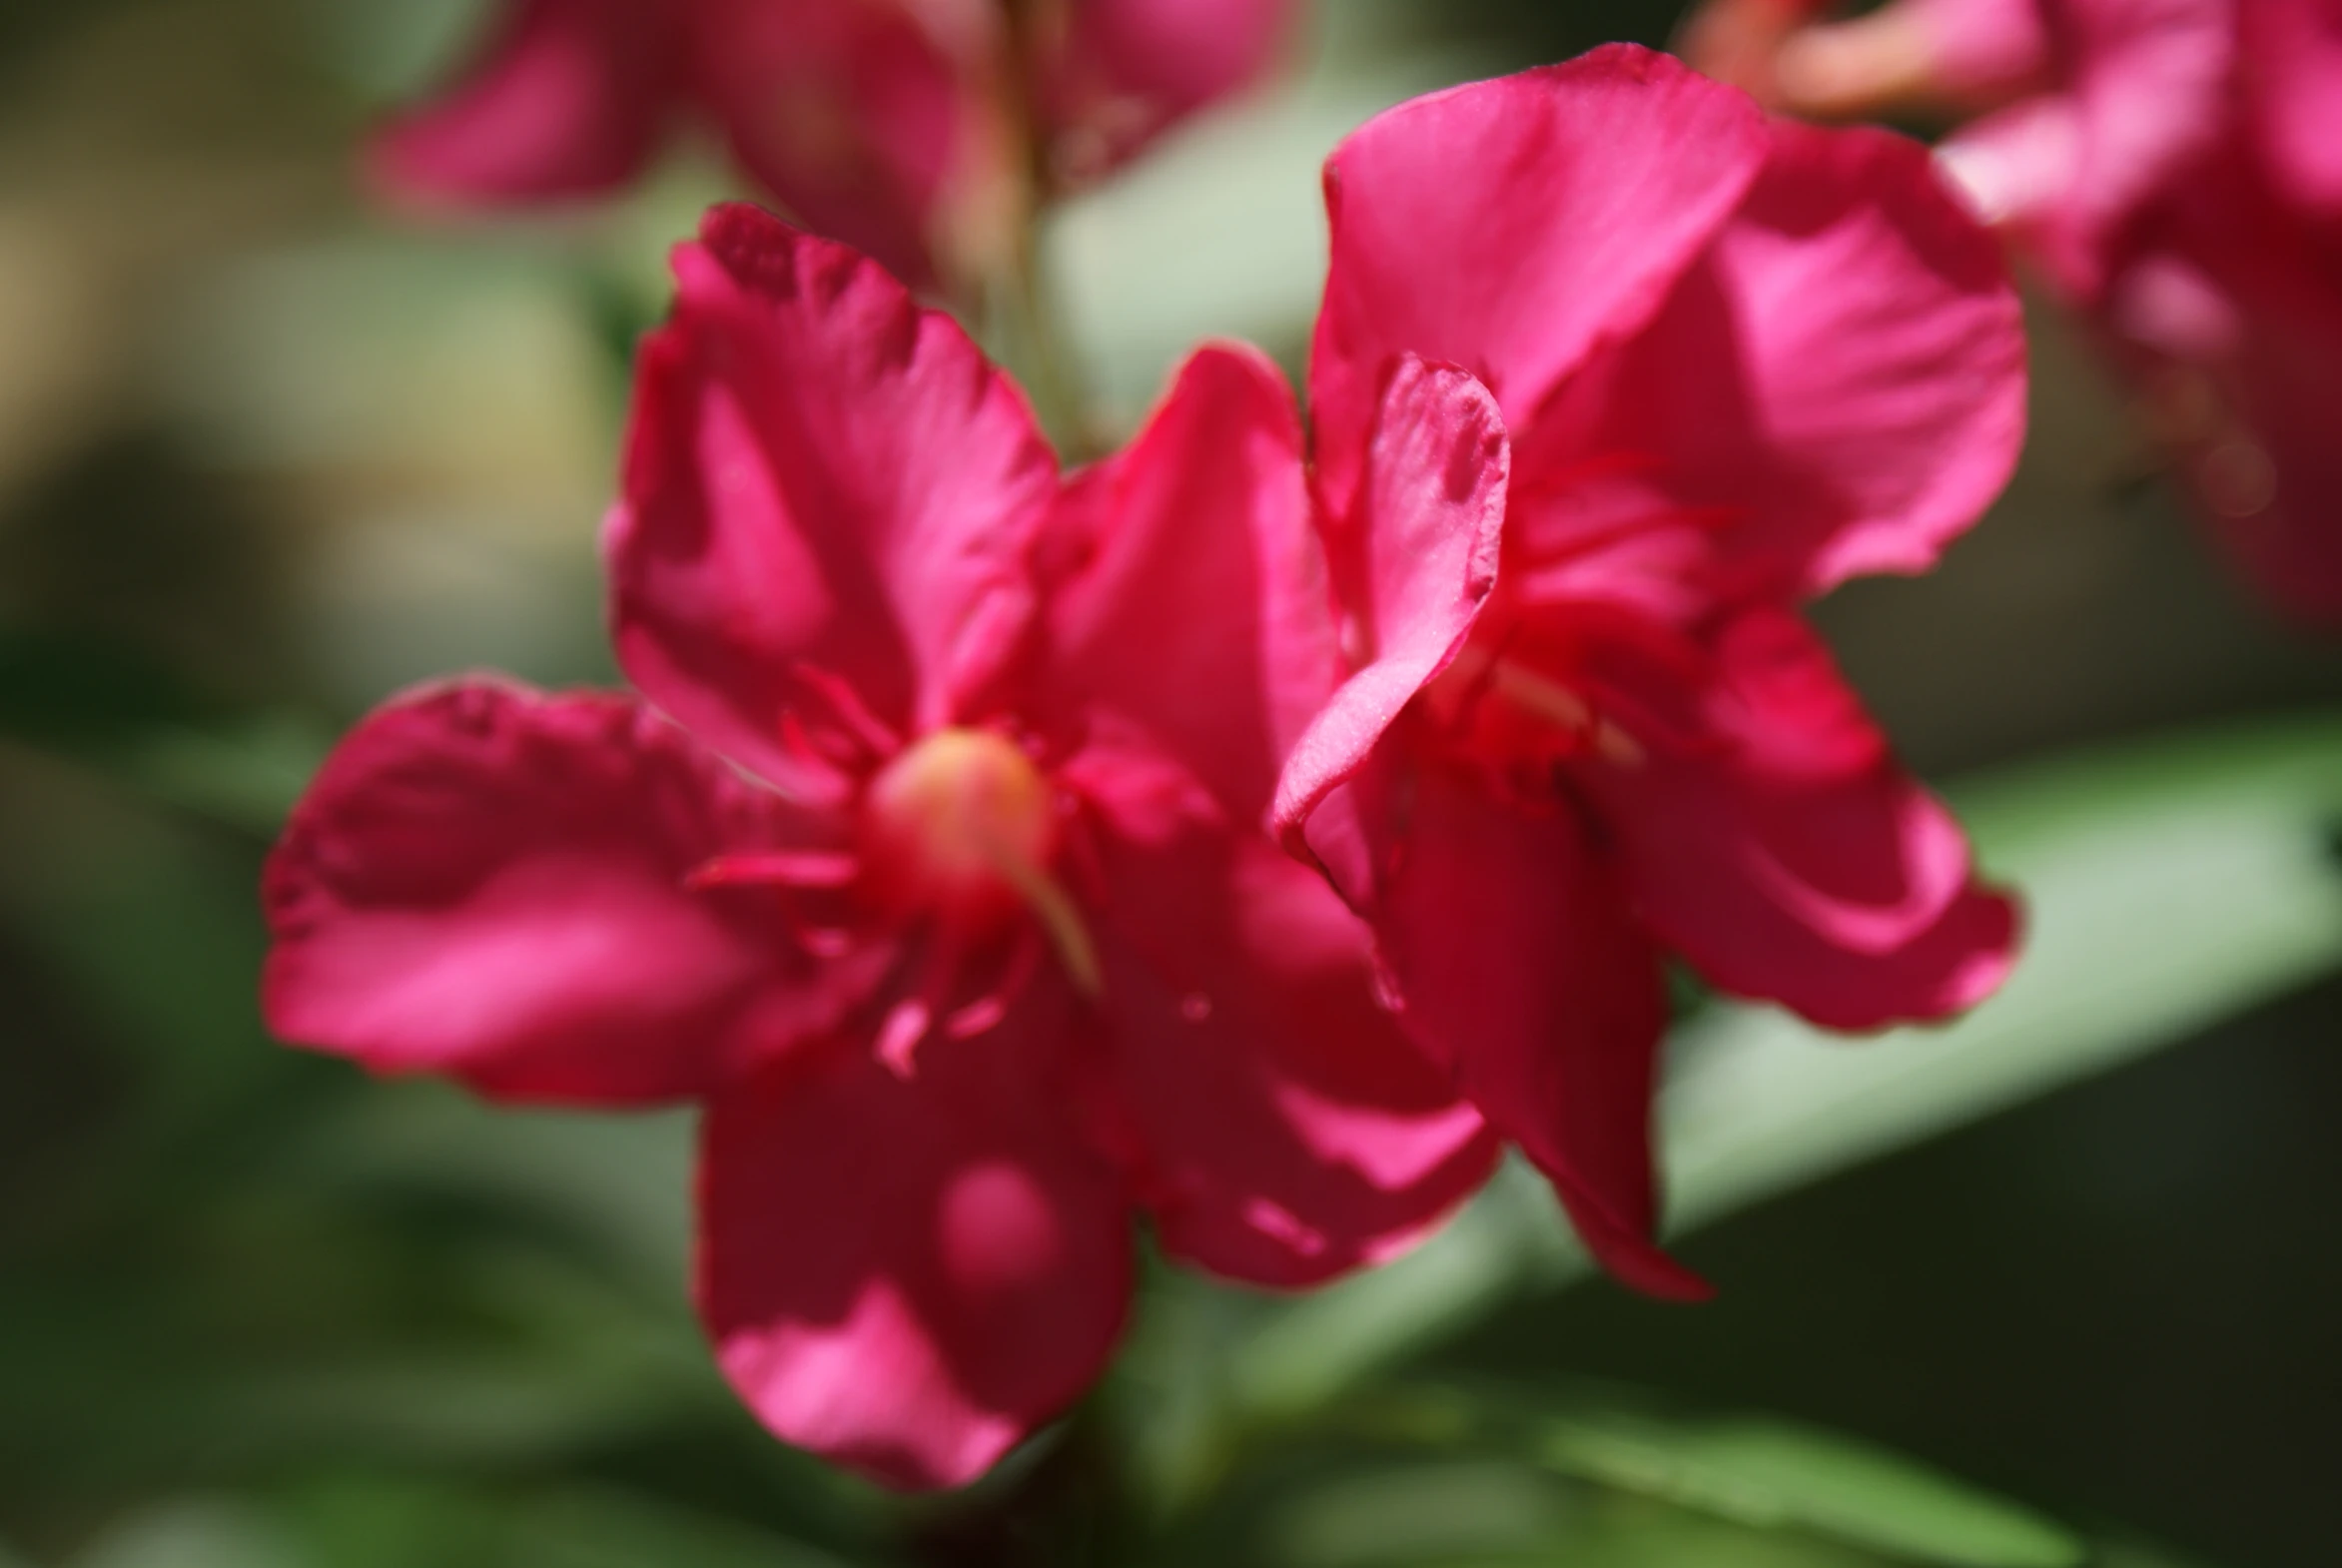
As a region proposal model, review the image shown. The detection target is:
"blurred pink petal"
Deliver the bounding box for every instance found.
[2242,0,2342,213]
[263,679,879,1105]
[1037,0,1297,183]
[692,0,999,288]
[698,984,1130,1490]
[369,0,685,206]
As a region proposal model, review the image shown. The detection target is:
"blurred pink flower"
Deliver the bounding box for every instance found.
[1685,0,2342,619]
[2098,0,2342,618]
[263,204,1491,1489]
[1272,48,2026,1296]
[369,0,1296,288]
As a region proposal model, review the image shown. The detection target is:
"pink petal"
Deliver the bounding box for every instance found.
[1037,0,1296,183]
[1912,0,2056,98]
[368,0,682,208]
[1273,358,1507,893]
[607,205,1056,792]
[2242,0,2342,215]
[1942,0,2233,297]
[690,0,995,290]
[1519,120,2025,602]
[263,679,871,1106]
[1373,761,1710,1300]
[1065,729,1495,1288]
[1581,609,2020,1030]
[2104,150,2342,621]
[1309,46,1767,520]
[697,988,1131,1490]
[1038,343,1337,826]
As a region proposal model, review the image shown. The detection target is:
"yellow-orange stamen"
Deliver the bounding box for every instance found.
[858,728,1101,994]
[1488,660,1645,766]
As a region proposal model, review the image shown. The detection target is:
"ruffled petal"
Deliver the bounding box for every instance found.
[1518,120,2024,602]
[691,0,997,290]
[608,205,1056,792]
[1372,761,1709,1300]
[1309,46,1767,518]
[368,0,683,208]
[1580,608,2019,1030]
[697,987,1131,1490]
[1038,343,1335,826]
[1063,728,1495,1288]
[1036,0,1296,184]
[1273,358,1506,892]
[263,679,870,1105]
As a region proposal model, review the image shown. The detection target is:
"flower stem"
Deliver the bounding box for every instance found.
[986,0,1104,461]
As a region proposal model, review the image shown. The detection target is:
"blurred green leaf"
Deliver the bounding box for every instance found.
[0,759,285,1144]
[1541,1493,1900,1568]
[1188,1380,2081,1568]
[0,626,325,835]
[0,627,216,746]
[492,1487,854,1568]
[1257,1459,1576,1567]
[299,1082,697,1295]
[1142,716,2342,1482]
[300,0,485,99]
[56,1481,854,1568]
[1539,1410,2081,1568]
[68,1501,307,1568]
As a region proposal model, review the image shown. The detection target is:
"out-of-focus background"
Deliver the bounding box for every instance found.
[4,2,2341,1565]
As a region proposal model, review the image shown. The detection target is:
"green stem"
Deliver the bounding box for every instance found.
[987,0,1102,460]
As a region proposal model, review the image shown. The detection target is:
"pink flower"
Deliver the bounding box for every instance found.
[1272,48,2026,1296]
[1743,0,2237,297]
[263,204,1493,1488]
[2097,0,2342,619]
[371,0,1296,288]
[1687,0,2342,619]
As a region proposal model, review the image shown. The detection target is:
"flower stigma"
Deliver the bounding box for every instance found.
[859,728,1101,993]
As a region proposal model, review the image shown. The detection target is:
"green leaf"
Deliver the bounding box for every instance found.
[1256,1460,1577,1568]
[68,1501,310,1568]
[1540,1411,2081,1568]
[493,1488,854,1568]
[1202,716,2342,1443]
[0,626,326,836]
[1666,717,2342,1229]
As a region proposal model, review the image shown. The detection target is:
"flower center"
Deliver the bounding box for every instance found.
[1420,638,1642,772]
[859,728,1059,926]
[857,727,1102,1022]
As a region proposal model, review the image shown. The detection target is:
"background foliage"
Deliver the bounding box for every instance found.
[2,1,2338,1564]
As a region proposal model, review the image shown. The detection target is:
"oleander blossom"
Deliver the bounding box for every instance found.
[262,204,1494,1489]
[1683,0,2342,619]
[370,0,1296,288]
[1272,48,2027,1295]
